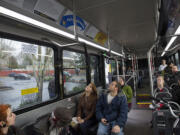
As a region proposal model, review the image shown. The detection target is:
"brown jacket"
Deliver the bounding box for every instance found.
[77,94,97,121]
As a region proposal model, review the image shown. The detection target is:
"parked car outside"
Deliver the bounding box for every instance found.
[13,73,31,80]
[63,71,71,77]
[8,72,17,77]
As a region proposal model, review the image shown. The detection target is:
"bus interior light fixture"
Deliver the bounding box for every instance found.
[111,51,123,57]
[78,37,123,57]
[161,25,180,56]
[0,6,75,40]
[78,37,109,51]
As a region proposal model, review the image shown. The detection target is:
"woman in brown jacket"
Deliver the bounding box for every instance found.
[76,83,97,135]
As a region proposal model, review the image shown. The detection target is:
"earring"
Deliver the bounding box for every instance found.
[0,121,6,128]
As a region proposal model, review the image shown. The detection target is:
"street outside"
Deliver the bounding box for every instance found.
[0,74,86,110]
[0,77,49,110]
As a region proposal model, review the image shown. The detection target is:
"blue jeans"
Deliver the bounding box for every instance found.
[97,121,124,135]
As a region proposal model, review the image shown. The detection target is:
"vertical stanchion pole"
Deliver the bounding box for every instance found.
[122,46,125,79]
[73,0,77,39]
[133,55,136,96]
[116,58,119,81]
[148,51,154,96]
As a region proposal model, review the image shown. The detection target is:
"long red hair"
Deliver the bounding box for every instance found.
[85,83,97,97]
[0,104,10,122]
[90,83,97,96]
[83,82,97,102]
[0,104,11,135]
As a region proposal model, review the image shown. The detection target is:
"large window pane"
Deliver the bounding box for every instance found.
[0,38,55,110]
[175,53,180,69]
[90,55,101,86]
[63,50,86,95]
[63,50,86,68]
[105,59,117,85]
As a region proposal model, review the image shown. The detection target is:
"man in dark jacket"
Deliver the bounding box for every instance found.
[172,75,180,105]
[96,81,128,135]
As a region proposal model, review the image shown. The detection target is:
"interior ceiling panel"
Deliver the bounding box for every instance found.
[58,0,157,56]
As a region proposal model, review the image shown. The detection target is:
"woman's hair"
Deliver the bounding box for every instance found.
[0,104,11,123]
[0,104,11,135]
[119,77,125,82]
[89,82,97,96]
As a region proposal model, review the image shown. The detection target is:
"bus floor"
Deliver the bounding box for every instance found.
[124,109,152,135]
[124,98,153,135]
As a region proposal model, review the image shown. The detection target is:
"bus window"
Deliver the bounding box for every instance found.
[175,53,180,69]
[90,55,101,86]
[63,50,86,95]
[0,38,55,110]
[104,59,117,85]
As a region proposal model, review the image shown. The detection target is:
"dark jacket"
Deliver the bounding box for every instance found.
[172,85,180,105]
[96,92,128,127]
[7,126,24,135]
[77,94,97,121]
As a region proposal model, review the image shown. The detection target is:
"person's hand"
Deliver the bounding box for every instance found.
[112,125,120,133]
[77,117,81,123]
[101,118,108,125]
[79,119,84,124]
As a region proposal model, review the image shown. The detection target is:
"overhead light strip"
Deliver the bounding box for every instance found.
[161,26,180,56]
[0,6,123,57]
[78,37,109,51]
[78,37,123,57]
[0,6,75,39]
[111,51,123,57]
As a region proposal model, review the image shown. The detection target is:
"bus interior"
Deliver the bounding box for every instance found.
[1,0,180,135]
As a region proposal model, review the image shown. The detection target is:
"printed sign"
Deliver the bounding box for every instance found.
[34,0,65,21]
[21,87,39,103]
[22,44,38,54]
[60,15,86,31]
[94,32,107,45]
[21,87,39,95]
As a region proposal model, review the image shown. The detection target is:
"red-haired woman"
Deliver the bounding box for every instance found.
[0,104,23,135]
[76,83,98,135]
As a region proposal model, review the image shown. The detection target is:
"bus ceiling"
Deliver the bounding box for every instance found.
[2,0,175,58]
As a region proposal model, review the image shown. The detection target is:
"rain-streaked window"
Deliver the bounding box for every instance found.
[0,38,55,110]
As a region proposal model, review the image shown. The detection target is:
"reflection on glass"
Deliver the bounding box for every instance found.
[63,50,86,95]
[90,56,101,86]
[104,59,117,85]
[0,38,55,110]
[175,53,180,69]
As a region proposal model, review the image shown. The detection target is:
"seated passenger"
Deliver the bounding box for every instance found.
[154,75,171,101]
[172,76,180,105]
[49,107,72,135]
[155,75,168,93]
[119,77,133,111]
[96,81,128,135]
[126,67,133,75]
[0,104,24,135]
[159,59,167,72]
[76,83,97,135]
[170,65,180,84]
[164,61,174,75]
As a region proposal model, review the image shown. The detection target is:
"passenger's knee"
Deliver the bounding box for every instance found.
[97,130,107,135]
[111,128,124,135]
